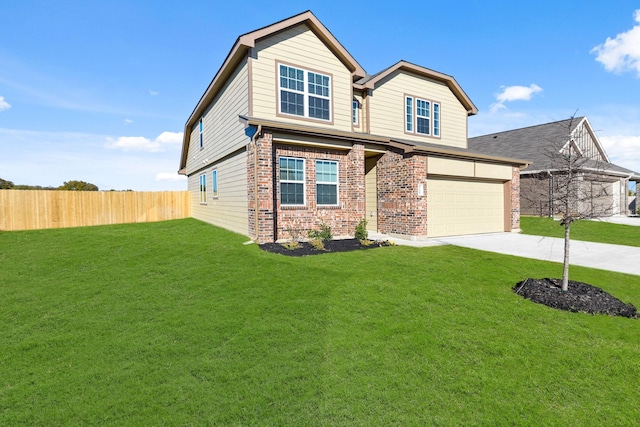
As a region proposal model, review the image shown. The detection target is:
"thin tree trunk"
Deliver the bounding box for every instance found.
[562,222,570,291]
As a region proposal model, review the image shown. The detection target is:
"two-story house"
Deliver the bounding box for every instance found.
[178,11,529,243]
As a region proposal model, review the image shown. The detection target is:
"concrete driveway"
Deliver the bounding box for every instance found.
[370,227,640,276]
[433,233,640,276]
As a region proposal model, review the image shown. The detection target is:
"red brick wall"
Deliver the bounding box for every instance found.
[248,130,366,243]
[247,131,275,243]
[376,149,428,237]
[275,143,365,241]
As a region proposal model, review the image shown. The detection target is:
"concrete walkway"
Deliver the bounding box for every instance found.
[370,231,640,276]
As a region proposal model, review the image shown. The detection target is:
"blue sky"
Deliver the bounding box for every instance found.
[2,0,640,191]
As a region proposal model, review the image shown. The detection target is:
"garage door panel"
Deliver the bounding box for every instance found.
[427,178,504,237]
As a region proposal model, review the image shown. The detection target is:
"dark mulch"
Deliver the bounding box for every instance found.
[259,239,391,256]
[514,278,638,318]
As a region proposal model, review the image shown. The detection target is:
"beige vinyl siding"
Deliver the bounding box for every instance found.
[186,60,249,175]
[251,24,354,131]
[189,149,248,236]
[427,157,513,180]
[368,71,468,148]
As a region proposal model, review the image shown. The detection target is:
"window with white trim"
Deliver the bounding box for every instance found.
[279,64,331,121]
[279,157,305,205]
[316,160,338,205]
[405,96,440,137]
[352,100,359,125]
[405,96,413,132]
[199,118,203,149]
[199,174,207,204]
[212,169,218,198]
[416,99,430,135]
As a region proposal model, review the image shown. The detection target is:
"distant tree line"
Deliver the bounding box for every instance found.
[1,178,99,191]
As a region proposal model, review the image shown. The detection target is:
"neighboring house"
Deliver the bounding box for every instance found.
[178,11,529,243]
[469,117,640,217]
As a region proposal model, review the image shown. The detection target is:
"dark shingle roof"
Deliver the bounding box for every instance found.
[468,117,640,179]
[468,117,583,171]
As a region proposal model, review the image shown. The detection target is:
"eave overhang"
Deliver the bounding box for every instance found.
[238,116,530,169]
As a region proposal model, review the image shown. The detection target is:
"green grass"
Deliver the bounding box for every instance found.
[521,216,640,247]
[1,219,639,425]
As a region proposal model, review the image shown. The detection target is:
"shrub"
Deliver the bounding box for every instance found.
[309,238,325,251]
[355,218,368,241]
[308,222,333,241]
[281,241,301,250]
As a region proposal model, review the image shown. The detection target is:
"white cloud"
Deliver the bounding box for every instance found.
[124,118,133,124]
[156,172,187,182]
[599,134,640,173]
[106,131,183,152]
[0,96,11,111]
[149,90,159,96]
[490,84,542,113]
[591,9,640,76]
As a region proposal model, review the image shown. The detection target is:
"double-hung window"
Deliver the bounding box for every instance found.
[316,160,338,205]
[280,157,305,205]
[279,64,331,121]
[416,99,431,135]
[405,96,440,137]
[199,174,207,204]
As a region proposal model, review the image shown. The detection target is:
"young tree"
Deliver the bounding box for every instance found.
[523,116,614,291]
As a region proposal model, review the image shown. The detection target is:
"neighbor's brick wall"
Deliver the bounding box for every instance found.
[275,143,365,241]
[376,149,428,237]
[510,166,521,230]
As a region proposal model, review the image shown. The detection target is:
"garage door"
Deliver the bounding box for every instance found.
[427,178,505,237]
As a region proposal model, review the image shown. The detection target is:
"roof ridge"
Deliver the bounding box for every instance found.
[471,116,586,138]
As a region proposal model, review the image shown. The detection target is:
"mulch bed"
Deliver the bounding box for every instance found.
[259,239,391,256]
[514,278,638,318]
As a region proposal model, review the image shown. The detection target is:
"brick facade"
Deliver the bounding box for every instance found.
[376,149,428,238]
[248,131,522,243]
[247,130,366,243]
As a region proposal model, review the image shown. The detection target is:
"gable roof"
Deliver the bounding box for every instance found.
[468,117,640,179]
[354,61,478,116]
[180,11,366,172]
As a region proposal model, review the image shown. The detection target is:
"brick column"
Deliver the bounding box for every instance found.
[247,131,274,243]
[377,149,428,238]
[510,166,521,231]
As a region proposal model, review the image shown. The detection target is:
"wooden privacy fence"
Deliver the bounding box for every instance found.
[0,190,191,231]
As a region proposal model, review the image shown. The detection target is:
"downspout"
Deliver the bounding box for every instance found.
[252,124,262,242]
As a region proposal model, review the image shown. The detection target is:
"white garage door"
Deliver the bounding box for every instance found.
[427,178,505,237]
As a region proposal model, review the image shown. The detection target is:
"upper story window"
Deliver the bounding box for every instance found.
[279,157,305,205]
[199,118,204,149]
[405,96,440,137]
[352,100,359,126]
[279,64,331,121]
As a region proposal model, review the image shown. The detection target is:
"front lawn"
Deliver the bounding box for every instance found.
[1,219,639,425]
[521,216,640,247]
